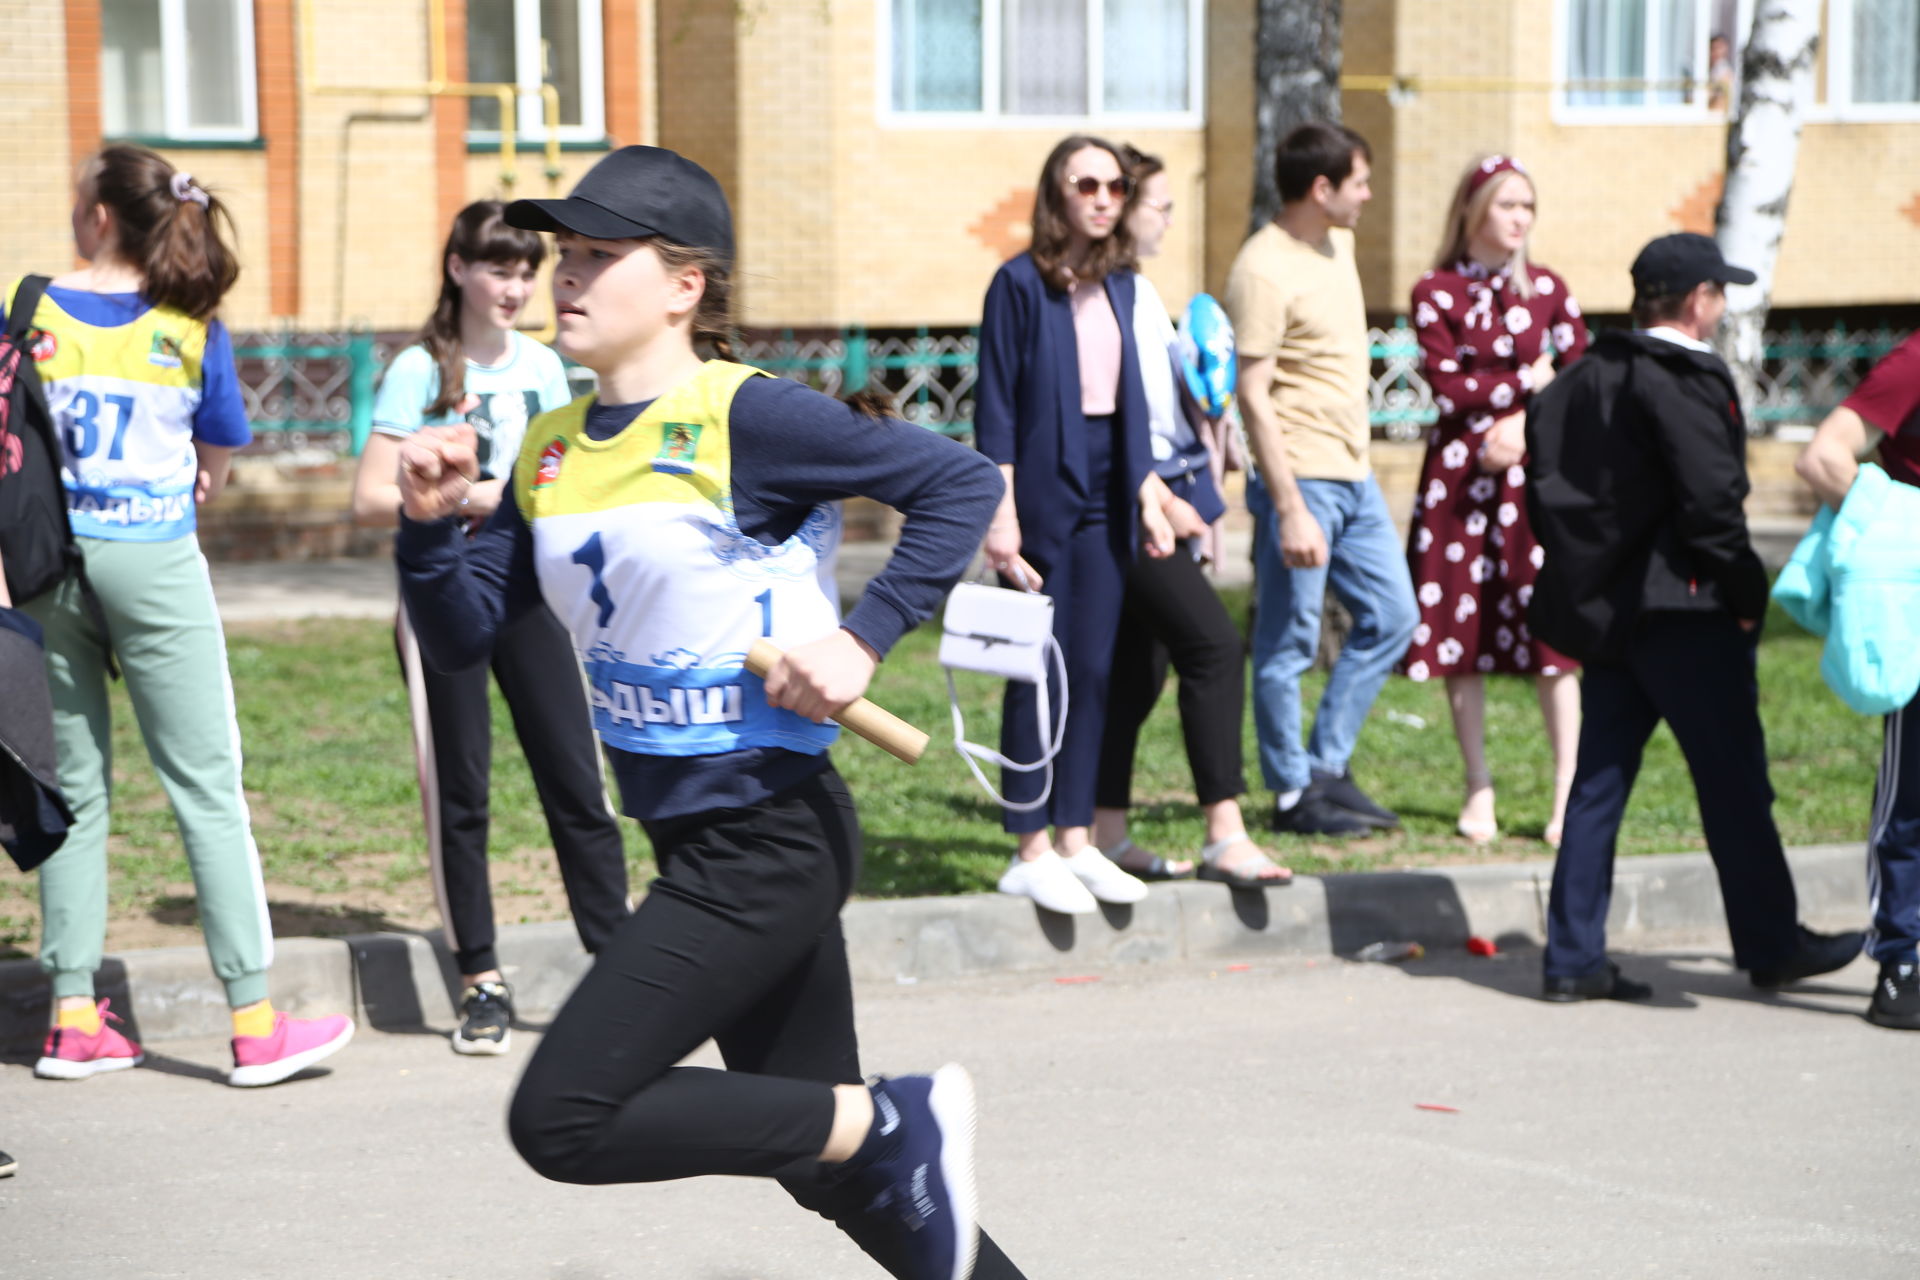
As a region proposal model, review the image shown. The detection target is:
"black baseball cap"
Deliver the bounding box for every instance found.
[504,146,734,265]
[1629,232,1756,294]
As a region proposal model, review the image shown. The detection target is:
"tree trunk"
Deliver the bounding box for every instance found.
[1250,0,1344,235]
[1713,0,1821,422]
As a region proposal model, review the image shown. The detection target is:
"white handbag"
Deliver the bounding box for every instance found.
[940,581,1067,812]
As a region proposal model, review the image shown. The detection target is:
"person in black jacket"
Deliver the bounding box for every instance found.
[1523,233,1864,1002]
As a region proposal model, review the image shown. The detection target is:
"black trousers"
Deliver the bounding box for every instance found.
[1545,612,1801,978]
[507,767,1028,1279]
[397,600,629,976]
[1096,546,1248,810]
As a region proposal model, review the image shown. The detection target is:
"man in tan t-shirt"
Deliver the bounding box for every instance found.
[1225,122,1417,838]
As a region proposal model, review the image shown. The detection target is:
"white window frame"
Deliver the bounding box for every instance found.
[1551,0,1748,126]
[876,0,1206,131]
[1819,0,1920,122]
[466,0,607,145]
[104,0,260,142]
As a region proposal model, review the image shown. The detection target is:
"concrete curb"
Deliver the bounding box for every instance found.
[0,844,1870,1051]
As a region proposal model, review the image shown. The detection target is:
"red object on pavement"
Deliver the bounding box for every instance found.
[1226,963,1250,973]
[1054,975,1101,985]
[1415,1103,1460,1113]
[1466,935,1498,956]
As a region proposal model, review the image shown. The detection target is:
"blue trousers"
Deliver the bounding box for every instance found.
[1247,473,1418,793]
[1000,418,1130,833]
[1868,696,1920,964]
[1545,612,1801,978]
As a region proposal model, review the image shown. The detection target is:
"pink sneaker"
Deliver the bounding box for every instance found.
[229,1011,355,1088]
[34,999,144,1080]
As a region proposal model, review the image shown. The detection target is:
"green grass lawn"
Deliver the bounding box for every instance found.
[0,589,1883,956]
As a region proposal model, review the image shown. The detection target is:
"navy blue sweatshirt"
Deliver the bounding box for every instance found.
[395,371,999,820]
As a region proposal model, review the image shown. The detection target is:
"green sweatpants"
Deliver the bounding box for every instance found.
[24,534,272,1008]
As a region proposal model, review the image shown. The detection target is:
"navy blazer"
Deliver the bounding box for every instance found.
[975,252,1153,570]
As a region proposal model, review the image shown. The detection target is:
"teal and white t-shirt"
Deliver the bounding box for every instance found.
[371,331,574,480]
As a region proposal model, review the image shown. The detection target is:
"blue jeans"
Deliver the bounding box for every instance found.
[1248,473,1418,794]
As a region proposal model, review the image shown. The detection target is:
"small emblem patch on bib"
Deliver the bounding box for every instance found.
[535,436,567,488]
[654,422,702,474]
[148,332,183,368]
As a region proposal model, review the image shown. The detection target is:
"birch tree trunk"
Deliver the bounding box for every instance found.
[1713,0,1821,422]
[1250,0,1343,234]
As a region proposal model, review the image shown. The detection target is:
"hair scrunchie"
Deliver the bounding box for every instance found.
[169,171,211,209]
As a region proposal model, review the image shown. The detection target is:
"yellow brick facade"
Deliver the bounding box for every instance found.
[3,1,83,294]
[1344,0,1920,317]
[6,0,1917,334]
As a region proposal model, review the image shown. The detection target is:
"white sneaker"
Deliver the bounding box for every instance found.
[1063,847,1150,904]
[997,849,1099,914]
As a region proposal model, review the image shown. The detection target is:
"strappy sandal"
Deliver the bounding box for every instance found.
[1104,837,1194,881]
[1195,834,1294,888]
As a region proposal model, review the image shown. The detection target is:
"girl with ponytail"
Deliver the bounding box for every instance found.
[352,201,630,1056]
[8,143,354,1086]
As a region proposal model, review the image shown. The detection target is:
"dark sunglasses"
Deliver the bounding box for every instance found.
[1066,174,1133,199]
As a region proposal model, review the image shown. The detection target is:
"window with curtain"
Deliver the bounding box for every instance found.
[1847,0,1920,103]
[889,0,1197,118]
[101,0,258,140]
[1563,0,1705,109]
[891,0,983,111]
[466,0,606,140]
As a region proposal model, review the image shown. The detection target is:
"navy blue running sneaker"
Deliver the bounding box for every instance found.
[850,1065,980,1280]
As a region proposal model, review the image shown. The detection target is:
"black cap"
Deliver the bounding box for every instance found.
[504,146,734,265]
[1629,232,1756,295]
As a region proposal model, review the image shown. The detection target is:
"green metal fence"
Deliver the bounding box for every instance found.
[235,320,1908,452]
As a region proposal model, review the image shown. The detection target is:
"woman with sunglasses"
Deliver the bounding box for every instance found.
[978,134,1174,914]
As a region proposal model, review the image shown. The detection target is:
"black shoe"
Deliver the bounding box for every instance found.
[842,1066,980,1280]
[451,981,514,1055]
[1543,962,1654,1003]
[1272,792,1375,837]
[1748,927,1866,989]
[1313,769,1401,830]
[1868,959,1920,1030]
[0,1149,15,1178]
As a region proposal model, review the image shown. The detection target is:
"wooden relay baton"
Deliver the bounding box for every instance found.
[744,638,929,766]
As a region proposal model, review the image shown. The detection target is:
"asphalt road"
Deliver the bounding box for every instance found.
[2,945,1912,1279]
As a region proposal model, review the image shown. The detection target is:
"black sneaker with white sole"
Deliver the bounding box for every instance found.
[1868,959,1920,1031]
[0,1148,15,1178]
[842,1065,980,1280]
[451,981,514,1056]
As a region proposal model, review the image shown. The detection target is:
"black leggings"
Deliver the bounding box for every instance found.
[397,600,629,976]
[1096,546,1248,810]
[507,766,1027,1279]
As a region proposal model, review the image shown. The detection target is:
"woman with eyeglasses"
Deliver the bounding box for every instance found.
[1089,145,1292,888]
[977,134,1174,914]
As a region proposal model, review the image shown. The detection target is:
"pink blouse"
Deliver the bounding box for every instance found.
[1070,279,1122,416]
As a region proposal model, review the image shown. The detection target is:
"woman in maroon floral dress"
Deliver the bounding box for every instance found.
[1402,155,1589,846]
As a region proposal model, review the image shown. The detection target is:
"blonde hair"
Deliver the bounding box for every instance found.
[1431,159,1535,301]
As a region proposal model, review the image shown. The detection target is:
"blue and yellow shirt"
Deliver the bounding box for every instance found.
[4,279,251,542]
[513,360,843,758]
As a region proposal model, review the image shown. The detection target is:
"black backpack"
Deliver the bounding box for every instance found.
[2,276,114,667]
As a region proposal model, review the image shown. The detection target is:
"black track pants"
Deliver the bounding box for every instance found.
[507,767,1028,1279]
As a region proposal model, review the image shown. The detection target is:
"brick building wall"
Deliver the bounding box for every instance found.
[1353,0,1920,318]
[3,2,83,285]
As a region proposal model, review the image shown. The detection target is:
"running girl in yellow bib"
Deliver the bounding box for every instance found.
[393,147,1024,1280]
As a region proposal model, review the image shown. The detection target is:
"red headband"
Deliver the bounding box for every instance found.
[1466,155,1528,196]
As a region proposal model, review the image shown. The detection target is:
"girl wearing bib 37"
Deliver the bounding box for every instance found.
[353,201,629,1056]
[10,144,353,1086]
[394,147,1026,1280]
